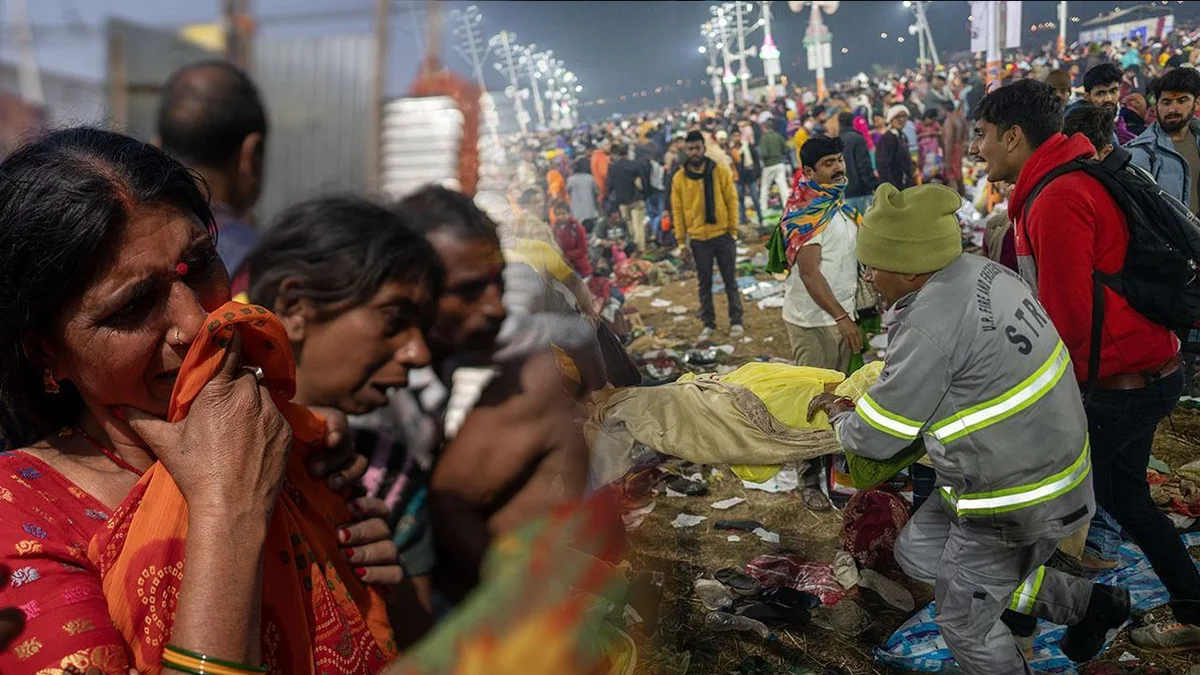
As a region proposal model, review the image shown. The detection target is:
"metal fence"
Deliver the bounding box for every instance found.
[252,35,374,227]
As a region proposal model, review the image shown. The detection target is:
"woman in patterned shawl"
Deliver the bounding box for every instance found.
[0,128,409,674]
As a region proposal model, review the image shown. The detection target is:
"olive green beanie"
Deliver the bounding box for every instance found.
[857,183,963,274]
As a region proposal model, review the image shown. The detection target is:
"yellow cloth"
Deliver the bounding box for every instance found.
[669,161,740,244]
[507,239,574,283]
[680,362,845,428]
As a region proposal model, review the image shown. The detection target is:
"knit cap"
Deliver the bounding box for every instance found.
[885,104,909,124]
[857,183,963,274]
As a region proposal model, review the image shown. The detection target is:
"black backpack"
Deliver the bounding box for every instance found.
[1022,146,1200,388]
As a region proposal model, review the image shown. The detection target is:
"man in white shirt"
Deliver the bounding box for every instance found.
[782,136,863,373]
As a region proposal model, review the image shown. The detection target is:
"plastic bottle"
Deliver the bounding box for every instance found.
[704,611,777,641]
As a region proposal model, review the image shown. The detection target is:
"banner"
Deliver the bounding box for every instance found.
[969,0,990,53]
[1004,0,1023,50]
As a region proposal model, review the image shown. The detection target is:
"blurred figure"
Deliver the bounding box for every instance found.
[157,60,267,279]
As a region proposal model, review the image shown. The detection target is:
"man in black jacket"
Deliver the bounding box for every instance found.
[837,111,879,215]
[608,144,651,251]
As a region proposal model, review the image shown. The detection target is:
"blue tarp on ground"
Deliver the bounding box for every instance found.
[875,532,1200,673]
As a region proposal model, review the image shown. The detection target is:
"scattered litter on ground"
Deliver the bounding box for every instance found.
[711,496,746,510]
[667,305,689,315]
[757,296,785,309]
[833,551,860,589]
[742,467,799,493]
[671,513,708,528]
[651,298,674,308]
[727,535,742,542]
[623,604,644,626]
[714,519,763,532]
[665,487,688,498]
[623,501,655,530]
[694,578,735,611]
[752,527,781,544]
[858,569,915,612]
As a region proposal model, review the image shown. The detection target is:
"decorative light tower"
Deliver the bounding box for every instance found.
[759,1,781,99]
[488,30,529,134]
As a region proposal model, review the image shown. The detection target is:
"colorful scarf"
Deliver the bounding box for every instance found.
[88,302,395,674]
[683,158,718,225]
[766,178,862,274]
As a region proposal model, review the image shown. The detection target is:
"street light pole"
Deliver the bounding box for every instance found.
[524,46,547,129]
[760,1,781,100]
[917,1,940,69]
[451,4,487,89]
[1058,1,1068,59]
[735,1,750,101]
[490,30,528,134]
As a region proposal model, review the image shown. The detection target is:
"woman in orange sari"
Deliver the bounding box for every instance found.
[0,129,409,674]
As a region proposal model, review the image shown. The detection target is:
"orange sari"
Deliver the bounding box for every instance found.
[86,302,395,674]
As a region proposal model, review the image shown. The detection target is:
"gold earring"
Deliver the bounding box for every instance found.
[43,369,60,395]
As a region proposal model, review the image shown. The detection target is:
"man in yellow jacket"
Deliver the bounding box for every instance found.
[672,130,744,341]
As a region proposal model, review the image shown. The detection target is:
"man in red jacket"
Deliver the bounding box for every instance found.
[972,79,1200,652]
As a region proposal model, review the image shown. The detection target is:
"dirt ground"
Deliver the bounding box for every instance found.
[617,259,1200,674]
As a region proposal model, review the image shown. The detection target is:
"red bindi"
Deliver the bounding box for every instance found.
[175,262,189,277]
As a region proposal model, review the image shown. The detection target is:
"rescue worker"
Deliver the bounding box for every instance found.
[808,183,1130,674]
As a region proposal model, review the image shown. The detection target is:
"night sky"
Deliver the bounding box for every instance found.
[447,0,1200,119]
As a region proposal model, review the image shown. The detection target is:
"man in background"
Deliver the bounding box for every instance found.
[758,121,792,217]
[157,60,268,279]
[1128,67,1200,216]
[838,111,878,215]
[672,131,744,341]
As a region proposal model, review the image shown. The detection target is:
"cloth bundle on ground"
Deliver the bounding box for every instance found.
[89,302,395,674]
[840,488,910,571]
[585,363,846,487]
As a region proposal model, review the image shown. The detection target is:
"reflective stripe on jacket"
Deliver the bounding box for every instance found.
[834,254,1094,545]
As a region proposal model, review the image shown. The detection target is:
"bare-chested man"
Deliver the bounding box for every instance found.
[397,185,590,599]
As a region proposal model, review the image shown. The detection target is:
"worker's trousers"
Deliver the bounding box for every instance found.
[895,496,1095,674]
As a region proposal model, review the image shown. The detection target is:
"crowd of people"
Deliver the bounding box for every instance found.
[0,13,1198,675]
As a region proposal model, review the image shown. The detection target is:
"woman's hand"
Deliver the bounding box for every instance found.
[305,406,368,493]
[122,333,292,521]
[338,497,403,585]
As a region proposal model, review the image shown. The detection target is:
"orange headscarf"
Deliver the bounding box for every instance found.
[87,302,395,674]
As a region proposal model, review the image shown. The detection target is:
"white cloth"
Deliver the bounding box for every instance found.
[760,163,791,215]
[782,209,859,328]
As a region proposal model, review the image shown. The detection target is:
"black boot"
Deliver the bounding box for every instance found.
[1060,584,1131,662]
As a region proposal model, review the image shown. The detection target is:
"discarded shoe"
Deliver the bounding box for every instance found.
[802,487,832,511]
[759,587,821,611]
[714,567,762,597]
[1130,620,1200,653]
[1061,584,1131,662]
[735,600,810,626]
[665,475,708,496]
[714,519,765,532]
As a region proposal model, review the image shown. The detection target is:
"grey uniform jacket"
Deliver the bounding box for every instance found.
[833,254,1094,546]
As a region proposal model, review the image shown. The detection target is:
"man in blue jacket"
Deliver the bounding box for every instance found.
[1128,67,1200,216]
